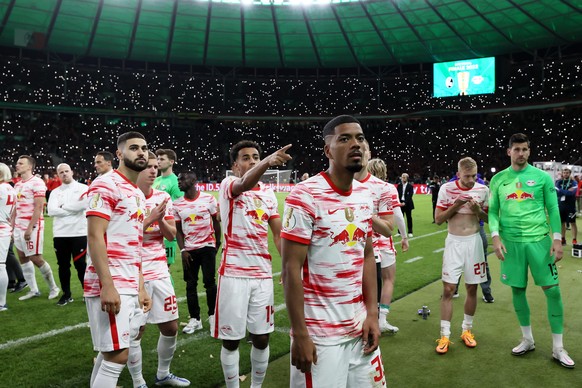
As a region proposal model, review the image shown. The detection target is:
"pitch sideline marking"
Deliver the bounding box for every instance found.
[0,230,446,350]
[404,256,424,264]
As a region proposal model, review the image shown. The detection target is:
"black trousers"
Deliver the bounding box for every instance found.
[6,241,25,285]
[183,246,217,320]
[54,236,87,297]
[402,205,414,234]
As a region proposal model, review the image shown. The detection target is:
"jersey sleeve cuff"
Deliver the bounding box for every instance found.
[281,232,310,245]
[86,211,110,221]
[553,233,562,240]
[269,214,281,220]
[490,231,499,238]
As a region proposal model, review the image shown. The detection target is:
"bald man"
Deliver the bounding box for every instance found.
[47,163,89,306]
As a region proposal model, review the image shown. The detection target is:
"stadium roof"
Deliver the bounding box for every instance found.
[0,0,581,68]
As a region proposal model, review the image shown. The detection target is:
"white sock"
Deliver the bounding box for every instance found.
[440,320,451,338]
[91,352,104,387]
[157,334,177,379]
[221,347,240,388]
[251,345,270,387]
[0,263,8,306]
[21,261,38,293]
[127,339,146,388]
[520,326,534,342]
[462,314,474,331]
[379,304,389,322]
[552,333,564,350]
[39,262,58,290]
[92,360,125,388]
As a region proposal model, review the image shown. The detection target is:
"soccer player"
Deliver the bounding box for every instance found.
[128,151,190,387]
[173,172,221,335]
[153,149,184,267]
[353,142,407,333]
[94,151,114,176]
[489,133,575,368]
[555,167,578,245]
[214,140,291,388]
[364,155,409,333]
[0,162,17,311]
[85,132,152,388]
[47,163,89,306]
[434,157,489,354]
[13,155,60,301]
[282,115,385,386]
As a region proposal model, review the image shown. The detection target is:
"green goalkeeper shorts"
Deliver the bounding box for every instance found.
[500,235,559,288]
[164,239,177,265]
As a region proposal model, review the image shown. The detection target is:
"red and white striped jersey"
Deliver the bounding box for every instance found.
[173,192,218,251]
[281,172,373,345]
[0,182,16,238]
[218,176,280,279]
[84,170,146,297]
[142,189,173,281]
[14,176,46,231]
[357,173,399,258]
[436,180,489,214]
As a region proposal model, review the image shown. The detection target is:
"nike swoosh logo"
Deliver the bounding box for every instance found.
[328,208,342,215]
[502,183,511,186]
[227,375,238,380]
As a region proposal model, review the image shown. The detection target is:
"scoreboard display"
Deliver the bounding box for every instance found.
[433,57,495,97]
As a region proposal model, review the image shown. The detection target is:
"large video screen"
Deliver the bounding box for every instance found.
[433,57,495,97]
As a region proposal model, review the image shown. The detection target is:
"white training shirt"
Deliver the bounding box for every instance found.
[47,180,89,237]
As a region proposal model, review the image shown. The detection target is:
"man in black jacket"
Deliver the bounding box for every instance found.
[398,173,415,237]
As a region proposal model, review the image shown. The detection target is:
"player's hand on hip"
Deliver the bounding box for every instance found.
[100,285,121,315]
[551,239,564,263]
[362,316,380,354]
[267,144,293,167]
[291,335,317,374]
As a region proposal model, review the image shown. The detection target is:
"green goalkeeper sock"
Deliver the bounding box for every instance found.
[511,287,530,326]
[544,286,564,334]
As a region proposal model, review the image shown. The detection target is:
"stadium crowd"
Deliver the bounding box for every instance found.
[1,57,581,182]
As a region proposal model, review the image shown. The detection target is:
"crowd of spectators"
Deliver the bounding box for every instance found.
[1,56,581,182]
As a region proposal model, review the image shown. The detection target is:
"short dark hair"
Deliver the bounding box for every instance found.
[155,149,177,162]
[182,171,197,181]
[230,140,262,164]
[18,155,36,170]
[323,115,361,138]
[147,151,156,159]
[96,151,114,162]
[117,131,146,147]
[508,133,530,148]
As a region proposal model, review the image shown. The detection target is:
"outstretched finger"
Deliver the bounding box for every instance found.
[278,144,293,153]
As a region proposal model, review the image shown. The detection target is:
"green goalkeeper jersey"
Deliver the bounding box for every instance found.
[489,164,561,242]
[153,173,184,200]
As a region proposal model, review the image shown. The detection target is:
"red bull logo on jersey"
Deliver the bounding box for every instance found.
[330,223,367,247]
[505,190,534,202]
[246,197,269,225]
[17,191,25,201]
[128,197,145,223]
[183,213,205,225]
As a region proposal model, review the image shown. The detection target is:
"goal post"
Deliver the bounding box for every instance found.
[226,169,293,191]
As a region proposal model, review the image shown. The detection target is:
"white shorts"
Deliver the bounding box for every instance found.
[143,277,179,325]
[213,276,274,340]
[13,221,44,256]
[0,235,9,264]
[86,294,143,352]
[290,337,386,387]
[379,249,396,269]
[442,232,486,285]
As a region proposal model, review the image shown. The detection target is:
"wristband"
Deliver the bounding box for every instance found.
[180,248,187,253]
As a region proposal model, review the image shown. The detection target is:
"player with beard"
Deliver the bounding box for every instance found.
[85,132,153,388]
[489,133,574,368]
[214,140,291,388]
[434,157,489,354]
[282,115,385,386]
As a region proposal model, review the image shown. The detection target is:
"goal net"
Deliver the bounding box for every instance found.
[226,169,293,191]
